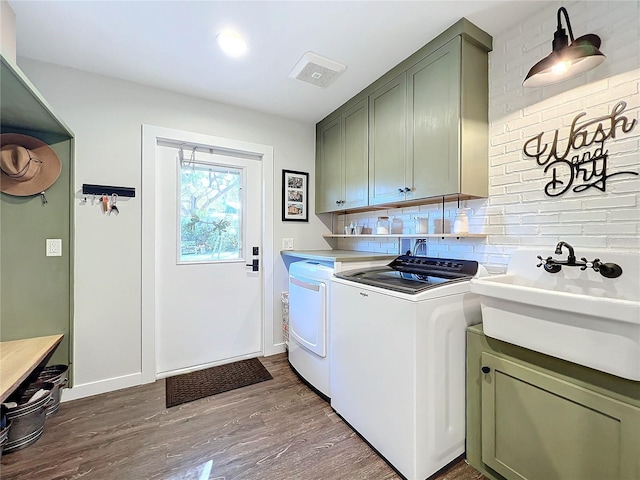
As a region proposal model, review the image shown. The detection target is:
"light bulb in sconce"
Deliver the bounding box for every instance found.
[551,61,570,75]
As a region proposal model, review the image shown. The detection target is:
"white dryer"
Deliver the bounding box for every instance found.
[288,261,334,399]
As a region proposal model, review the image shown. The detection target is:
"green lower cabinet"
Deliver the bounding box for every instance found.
[467,325,640,480]
[482,352,640,480]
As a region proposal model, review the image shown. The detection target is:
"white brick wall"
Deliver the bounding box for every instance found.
[335,0,639,273]
[487,0,640,271]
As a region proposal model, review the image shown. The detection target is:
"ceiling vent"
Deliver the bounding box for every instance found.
[289,52,347,88]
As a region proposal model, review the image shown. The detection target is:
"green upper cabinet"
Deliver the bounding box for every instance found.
[373,35,488,206]
[368,73,407,206]
[316,97,368,213]
[315,18,492,212]
[342,99,368,209]
[316,116,342,213]
[408,38,461,200]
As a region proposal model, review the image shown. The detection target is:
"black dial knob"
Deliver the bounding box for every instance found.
[481,366,491,374]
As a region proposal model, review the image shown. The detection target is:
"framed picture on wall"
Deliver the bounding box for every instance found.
[282,169,308,222]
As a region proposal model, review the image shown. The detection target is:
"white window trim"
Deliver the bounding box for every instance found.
[176,158,245,265]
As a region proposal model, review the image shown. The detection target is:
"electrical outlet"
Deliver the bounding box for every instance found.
[282,238,294,250]
[46,239,62,257]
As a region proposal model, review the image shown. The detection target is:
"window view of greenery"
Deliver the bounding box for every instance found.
[180,162,242,263]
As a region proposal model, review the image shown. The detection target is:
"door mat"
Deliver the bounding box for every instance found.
[165,358,273,408]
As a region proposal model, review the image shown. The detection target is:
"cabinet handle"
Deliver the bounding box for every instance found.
[404,187,411,192]
[398,188,404,194]
[481,366,491,374]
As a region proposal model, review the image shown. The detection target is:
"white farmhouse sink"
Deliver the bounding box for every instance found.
[470,247,640,381]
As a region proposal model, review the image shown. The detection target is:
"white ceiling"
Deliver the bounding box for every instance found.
[9,1,547,123]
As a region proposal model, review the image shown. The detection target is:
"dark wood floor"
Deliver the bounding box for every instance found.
[0,353,486,480]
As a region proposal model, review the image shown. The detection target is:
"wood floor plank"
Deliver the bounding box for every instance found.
[0,353,486,480]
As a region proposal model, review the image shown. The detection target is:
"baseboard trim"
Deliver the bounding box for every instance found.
[155,351,264,380]
[265,343,287,356]
[61,373,143,402]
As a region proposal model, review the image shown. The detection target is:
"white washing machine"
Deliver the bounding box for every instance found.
[330,255,487,480]
[288,260,334,399]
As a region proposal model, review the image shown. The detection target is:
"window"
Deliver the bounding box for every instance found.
[178,160,243,263]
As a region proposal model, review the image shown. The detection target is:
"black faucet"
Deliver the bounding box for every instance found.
[554,241,576,265]
[537,241,623,278]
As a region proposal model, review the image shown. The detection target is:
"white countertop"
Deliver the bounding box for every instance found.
[281,250,396,263]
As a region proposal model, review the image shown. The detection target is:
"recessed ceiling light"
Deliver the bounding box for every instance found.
[216,30,247,58]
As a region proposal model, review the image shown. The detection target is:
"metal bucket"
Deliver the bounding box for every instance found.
[34,365,69,416]
[4,382,53,454]
[0,421,11,459]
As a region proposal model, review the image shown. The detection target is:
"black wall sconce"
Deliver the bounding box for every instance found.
[523,7,605,87]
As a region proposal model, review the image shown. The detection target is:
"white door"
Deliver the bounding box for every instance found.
[155,141,263,376]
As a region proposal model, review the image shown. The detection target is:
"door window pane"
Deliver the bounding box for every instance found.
[179,160,243,263]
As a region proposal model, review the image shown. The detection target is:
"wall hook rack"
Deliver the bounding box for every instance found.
[82,184,136,198]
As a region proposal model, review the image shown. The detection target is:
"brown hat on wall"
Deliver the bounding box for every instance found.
[0,133,62,196]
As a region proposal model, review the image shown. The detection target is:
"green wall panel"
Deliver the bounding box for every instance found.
[1,136,72,367]
[1,56,74,374]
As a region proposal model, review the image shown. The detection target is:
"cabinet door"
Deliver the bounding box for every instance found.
[481,352,640,480]
[342,99,368,209]
[368,73,407,206]
[408,37,460,199]
[315,116,343,213]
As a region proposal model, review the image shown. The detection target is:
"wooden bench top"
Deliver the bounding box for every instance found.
[0,334,64,403]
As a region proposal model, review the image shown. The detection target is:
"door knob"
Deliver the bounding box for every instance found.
[481,366,491,374]
[246,259,259,272]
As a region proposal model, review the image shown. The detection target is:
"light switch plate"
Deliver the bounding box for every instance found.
[282,238,294,250]
[46,239,62,257]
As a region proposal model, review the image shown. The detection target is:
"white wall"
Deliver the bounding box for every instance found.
[18,58,329,400]
[0,0,16,62]
[336,0,640,273]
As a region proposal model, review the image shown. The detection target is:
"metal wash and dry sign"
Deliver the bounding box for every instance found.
[522,101,638,197]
